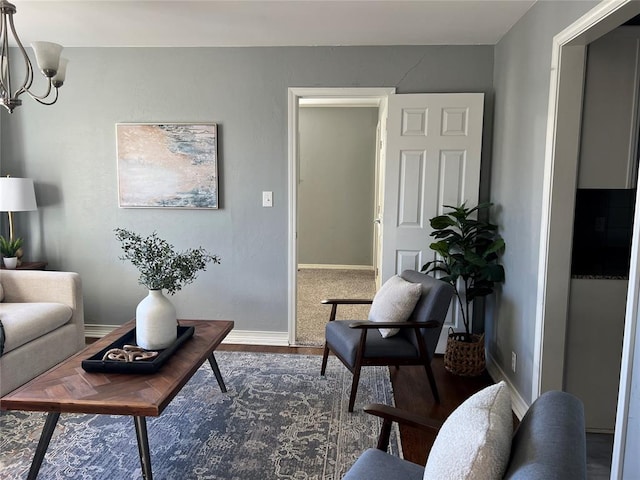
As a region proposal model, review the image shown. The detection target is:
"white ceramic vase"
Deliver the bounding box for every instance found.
[3,257,18,269]
[135,289,177,350]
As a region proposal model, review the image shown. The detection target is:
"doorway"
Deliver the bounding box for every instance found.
[536,1,640,477]
[287,88,396,345]
[564,26,640,435]
[295,103,379,345]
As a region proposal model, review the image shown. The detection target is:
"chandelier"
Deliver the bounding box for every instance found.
[0,0,68,113]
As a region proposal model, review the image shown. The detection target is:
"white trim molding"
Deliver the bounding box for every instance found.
[85,324,289,346]
[299,98,382,108]
[297,264,374,271]
[84,324,119,339]
[223,330,289,346]
[486,352,529,420]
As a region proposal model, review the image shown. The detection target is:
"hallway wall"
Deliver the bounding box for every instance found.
[298,107,377,266]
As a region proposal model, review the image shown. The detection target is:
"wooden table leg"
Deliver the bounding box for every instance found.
[133,416,153,480]
[27,412,60,480]
[208,353,227,393]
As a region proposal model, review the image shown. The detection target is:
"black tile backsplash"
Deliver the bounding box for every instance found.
[571,189,636,277]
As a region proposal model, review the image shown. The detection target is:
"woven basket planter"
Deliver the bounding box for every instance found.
[444,330,486,376]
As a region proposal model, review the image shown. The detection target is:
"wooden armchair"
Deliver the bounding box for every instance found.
[320,270,454,412]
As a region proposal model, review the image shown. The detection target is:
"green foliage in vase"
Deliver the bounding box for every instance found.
[115,228,220,295]
[421,202,505,337]
[0,236,23,257]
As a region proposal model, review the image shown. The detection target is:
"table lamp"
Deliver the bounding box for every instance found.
[0,176,37,243]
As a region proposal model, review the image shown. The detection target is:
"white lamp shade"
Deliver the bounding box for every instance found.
[0,178,37,212]
[31,41,63,77]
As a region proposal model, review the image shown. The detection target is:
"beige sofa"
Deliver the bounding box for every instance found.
[0,270,85,396]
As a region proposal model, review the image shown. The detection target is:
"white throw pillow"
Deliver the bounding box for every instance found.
[368,275,422,338]
[423,381,512,480]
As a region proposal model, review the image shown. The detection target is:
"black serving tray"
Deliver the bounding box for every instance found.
[81,325,195,374]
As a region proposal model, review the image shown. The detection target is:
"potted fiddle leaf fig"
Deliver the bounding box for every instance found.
[422,202,505,376]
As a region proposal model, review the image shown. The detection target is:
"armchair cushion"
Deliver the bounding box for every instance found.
[368,275,423,337]
[344,448,424,480]
[326,320,419,367]
[423,381,512,480]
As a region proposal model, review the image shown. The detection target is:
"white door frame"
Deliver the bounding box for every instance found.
[535,1,640,477]
[287,87,396,345]
[373,120,383,289]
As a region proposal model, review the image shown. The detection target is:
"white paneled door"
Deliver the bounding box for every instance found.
[381,93,484,352]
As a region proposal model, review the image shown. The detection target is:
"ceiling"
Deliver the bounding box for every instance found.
[7,0,537,48]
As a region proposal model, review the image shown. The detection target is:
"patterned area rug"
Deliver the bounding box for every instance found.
[0,351,399,479]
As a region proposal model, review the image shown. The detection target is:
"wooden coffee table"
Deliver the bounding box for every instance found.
[0,319,234,480]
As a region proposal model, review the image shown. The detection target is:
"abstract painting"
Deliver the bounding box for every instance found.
[116,123,218,208]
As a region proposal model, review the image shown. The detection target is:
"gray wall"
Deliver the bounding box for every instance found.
[489,2,640,473]
[489,1,598,403]
[298,107,377,266]
[0,46,494,332]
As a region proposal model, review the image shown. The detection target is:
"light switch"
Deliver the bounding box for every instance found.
[262,191,273,207]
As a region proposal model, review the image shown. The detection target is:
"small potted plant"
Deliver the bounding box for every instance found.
[115,228,220,349]
[422,202,505,376]
[0,236,23,269]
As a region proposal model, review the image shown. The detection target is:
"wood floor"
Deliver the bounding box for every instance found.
[218,343,493,466]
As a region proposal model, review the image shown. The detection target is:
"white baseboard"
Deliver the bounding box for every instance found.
[485,351,530,420]
[298,264,374,271]
[85,324,119,338]
[223,330,289,346]
[84,324,289,346]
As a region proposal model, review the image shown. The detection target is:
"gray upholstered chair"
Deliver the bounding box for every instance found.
[343,390,587,480]
[320,270,454,412]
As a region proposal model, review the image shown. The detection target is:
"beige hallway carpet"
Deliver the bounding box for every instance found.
[296,268,377,346]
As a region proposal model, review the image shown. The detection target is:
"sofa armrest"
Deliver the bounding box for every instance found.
[1,270,85,349]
